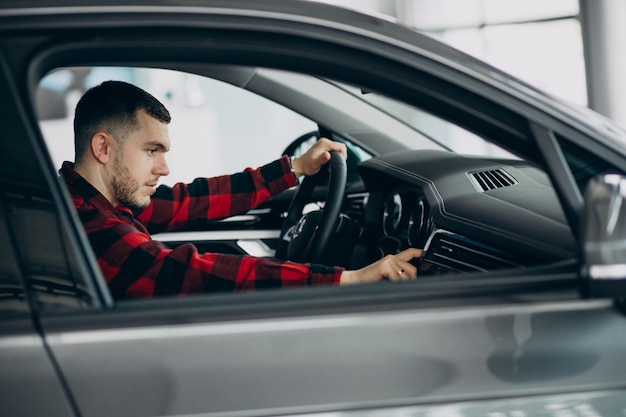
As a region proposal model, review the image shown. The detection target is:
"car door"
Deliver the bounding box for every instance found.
[33,271,626,417]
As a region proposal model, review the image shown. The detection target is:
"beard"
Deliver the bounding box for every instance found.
[111,156,150,211]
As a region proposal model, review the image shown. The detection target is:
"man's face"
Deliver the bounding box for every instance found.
[110,109,170,210]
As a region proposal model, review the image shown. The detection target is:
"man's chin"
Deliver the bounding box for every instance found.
[123,198,150,212]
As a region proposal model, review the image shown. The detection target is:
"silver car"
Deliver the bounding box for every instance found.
[2,1,626,416]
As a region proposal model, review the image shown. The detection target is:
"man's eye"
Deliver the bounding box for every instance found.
[147,148,157,155]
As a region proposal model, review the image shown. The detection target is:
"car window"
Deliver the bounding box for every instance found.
[34,63,548,306]
[557,133,618,194]
[38,65,506,178]
[38,67,318,186]
[0,189,95,314]
[330,81,518,159]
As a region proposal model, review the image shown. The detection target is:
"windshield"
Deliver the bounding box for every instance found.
[330,81,518,159]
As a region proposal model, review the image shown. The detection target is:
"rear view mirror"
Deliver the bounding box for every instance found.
[582,174,626,297]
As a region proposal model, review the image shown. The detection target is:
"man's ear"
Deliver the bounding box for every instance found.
[91,132,113,164]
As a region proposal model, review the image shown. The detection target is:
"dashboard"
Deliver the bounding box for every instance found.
[357,150,576,275]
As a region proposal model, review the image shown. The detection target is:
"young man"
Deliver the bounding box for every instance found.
[60,80,422,299]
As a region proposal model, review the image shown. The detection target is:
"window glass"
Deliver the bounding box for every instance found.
[557,134,615,194]
[6,196,93,311]
[0,191,93,315]
[330,81,517,159]
[38,67,318,186]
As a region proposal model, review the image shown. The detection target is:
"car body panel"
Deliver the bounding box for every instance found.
[0,322,76,417]
[42,297,626,416]
[300,389,626,417]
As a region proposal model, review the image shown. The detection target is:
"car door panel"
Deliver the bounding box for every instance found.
[0,326,76,417]
[42,297,626,417]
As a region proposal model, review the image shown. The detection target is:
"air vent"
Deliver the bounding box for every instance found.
[344,192,368,222]
[423,230,521,273]
[469,168,517,192]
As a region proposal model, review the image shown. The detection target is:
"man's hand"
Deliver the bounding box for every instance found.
[291,138,348,177]
[339,248,423,285]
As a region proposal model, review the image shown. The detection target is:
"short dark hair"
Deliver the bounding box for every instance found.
[73,80,171,161]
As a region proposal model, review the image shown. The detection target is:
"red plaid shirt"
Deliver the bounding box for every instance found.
[60,157,342,299]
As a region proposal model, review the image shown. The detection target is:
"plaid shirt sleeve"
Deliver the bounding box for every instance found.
[91,221,342,299]
[61,158,343,300]
[136,156,299,233]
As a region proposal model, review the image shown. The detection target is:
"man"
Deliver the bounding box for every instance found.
[60,80,422,299]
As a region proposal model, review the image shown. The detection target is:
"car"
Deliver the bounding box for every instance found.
[2,1,626,416]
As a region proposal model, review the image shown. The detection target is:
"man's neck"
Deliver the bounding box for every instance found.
[74,161,118,207]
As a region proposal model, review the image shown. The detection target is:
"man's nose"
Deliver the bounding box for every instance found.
[155,156,170,176]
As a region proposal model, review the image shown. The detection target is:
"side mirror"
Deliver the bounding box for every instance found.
[582,174,626,297]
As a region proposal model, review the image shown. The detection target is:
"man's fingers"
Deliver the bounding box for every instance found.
[331,144,348,160]
[395,260,417,280]
[339,247,424,285]
[396,247,423,262]
[297,138,347,177]
[318,137,347,160]
[381,253,418,281]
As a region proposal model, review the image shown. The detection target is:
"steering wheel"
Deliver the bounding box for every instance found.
[275,151,347,264]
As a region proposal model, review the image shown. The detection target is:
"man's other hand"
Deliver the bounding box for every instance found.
[291,138,348,177]
[340,248,424,285]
